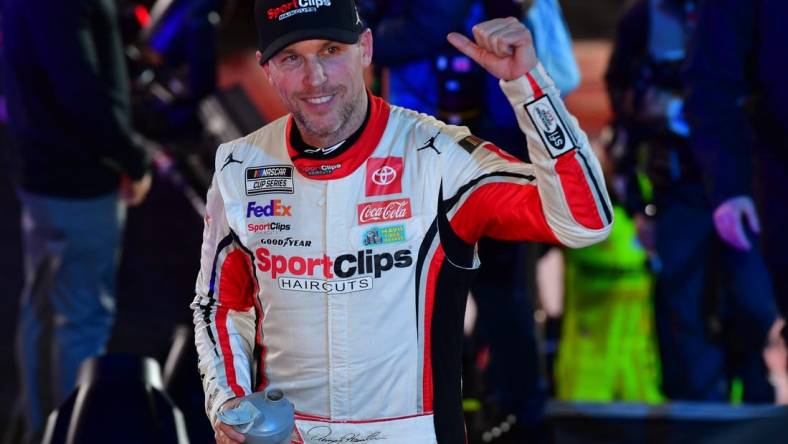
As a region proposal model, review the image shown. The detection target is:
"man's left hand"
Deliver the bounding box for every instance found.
[447,17,538,82]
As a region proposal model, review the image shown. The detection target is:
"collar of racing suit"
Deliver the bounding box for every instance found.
[289,94,371,160]
[286,91,390,180]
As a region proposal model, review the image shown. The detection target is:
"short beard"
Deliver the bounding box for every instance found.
[294,98,356,140]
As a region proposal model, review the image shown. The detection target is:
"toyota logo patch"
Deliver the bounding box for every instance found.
[365,157,403,196]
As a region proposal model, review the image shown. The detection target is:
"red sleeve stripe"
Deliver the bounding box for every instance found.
[217,250,255,311]
[422,245,445,413]
[526,72,544,98]
[251,280,268,391]
[215,248,256,397]
[200,233,236,350]
[449,182,560,245]
[554,152,605,229]
[575,149,613,225]
[216,305,246,397]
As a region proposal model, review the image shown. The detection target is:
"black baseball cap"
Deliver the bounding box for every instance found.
[255,0,365,65]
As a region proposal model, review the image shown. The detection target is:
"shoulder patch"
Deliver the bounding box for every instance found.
[457,135,487,154]
[524,95,578,158]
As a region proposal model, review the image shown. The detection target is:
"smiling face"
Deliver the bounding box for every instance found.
[261,30,373,147]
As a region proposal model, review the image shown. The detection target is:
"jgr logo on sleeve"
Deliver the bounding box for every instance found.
[246,166,294,195]
[525,96,578,158]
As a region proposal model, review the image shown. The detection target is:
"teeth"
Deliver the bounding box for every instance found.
[305,96,332,104]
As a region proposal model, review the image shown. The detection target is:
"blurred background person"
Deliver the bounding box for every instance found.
[556,168,663,403]
[605,0,777,403]
[2,0,152,440]
[684,0,788,345]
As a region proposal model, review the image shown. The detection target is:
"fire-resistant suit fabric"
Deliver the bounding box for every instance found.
[192,64,613,443]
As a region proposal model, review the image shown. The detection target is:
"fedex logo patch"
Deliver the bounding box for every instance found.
[365,157,403,196]
[247,200,292,218]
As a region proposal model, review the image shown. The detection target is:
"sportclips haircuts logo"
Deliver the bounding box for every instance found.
[268,0,331,21]
[303,163,342,177]
[255,248,412,294]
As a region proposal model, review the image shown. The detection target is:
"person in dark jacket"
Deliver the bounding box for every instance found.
[2,0,151,441]
[684,0,788,340]
[606,0,777,403]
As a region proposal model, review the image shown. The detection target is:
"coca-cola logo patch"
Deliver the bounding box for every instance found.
[357,198,412,225]
[365,157,403,196]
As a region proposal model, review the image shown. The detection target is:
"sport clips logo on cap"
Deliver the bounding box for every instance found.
[267,0,332,21]
[255,0,364,65]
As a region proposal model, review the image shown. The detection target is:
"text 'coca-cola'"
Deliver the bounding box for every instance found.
[357,198,412,225]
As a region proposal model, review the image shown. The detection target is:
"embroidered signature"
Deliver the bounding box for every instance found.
[306,426,387,443]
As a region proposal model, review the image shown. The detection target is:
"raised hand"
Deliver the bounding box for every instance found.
[446,17,538,81]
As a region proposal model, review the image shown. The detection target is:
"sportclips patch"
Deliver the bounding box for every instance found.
[246,165,295,195]
[524,95,578,158]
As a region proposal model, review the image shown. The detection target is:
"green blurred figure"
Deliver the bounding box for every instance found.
[556,206,663,403]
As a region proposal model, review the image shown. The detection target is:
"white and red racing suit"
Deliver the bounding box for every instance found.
[192,64,613,443]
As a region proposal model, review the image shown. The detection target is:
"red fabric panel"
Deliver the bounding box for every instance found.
[251,284,267,392]
[526,73,543,98]
[216,306,246,397]
[449,182,560,245]
[216,249,255,397]
[422,246,445,413]
[554,152,605,229]
[218,250,255,311]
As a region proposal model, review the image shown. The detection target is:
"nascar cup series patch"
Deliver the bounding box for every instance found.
[524,96,578,158]
[246,165,295,195]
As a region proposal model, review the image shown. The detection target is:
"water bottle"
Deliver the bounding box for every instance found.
[216,388,295,444]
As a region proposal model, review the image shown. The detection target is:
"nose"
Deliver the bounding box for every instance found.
[303,57,327,87]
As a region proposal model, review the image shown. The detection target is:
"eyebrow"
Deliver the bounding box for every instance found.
[279,41,345,57]
[319,41,342,50]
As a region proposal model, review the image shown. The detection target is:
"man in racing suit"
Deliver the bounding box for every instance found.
[193,1,612,442]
